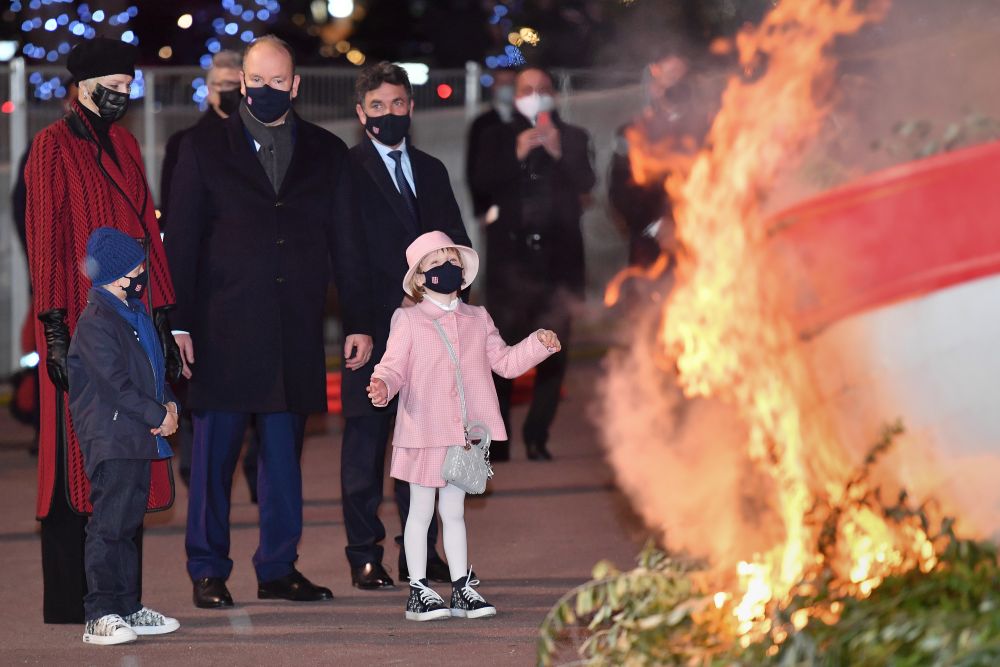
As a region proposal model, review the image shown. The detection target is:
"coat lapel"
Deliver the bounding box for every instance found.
[225,113,277,197]
[361,137,419,237]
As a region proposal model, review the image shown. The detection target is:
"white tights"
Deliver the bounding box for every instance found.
[404,483,467,583]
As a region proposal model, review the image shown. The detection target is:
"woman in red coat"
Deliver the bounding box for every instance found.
[25,38,180,624]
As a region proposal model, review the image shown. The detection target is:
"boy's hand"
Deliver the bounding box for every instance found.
[153,406,179,437]
[367,377,389,407]
[537,329,561,352]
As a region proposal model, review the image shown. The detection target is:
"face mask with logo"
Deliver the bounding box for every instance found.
[121,269,148,300]
[365,112,411,147]
[514,92,555,124]
[92,83,130,123]
[217,88,242,116]
[245,83,292,124]
[422,261,463,295]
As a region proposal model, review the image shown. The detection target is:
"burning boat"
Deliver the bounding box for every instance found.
[541,0,1000,663]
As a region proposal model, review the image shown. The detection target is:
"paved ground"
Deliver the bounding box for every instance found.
[0,358,645,666]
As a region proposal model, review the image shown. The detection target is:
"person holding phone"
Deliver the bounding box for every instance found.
[470,66,596,462]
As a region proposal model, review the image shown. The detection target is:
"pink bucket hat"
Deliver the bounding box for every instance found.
[402,231,479,297]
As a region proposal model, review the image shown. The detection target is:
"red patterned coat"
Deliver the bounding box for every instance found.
[25,101,176,519]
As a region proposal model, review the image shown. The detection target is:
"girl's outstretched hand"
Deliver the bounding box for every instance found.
[367,377,389,406]
[537,329,561,353]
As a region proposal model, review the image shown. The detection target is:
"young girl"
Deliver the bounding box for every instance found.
[367,231,560,621]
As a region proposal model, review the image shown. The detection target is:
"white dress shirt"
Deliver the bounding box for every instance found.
[371,137,417,195]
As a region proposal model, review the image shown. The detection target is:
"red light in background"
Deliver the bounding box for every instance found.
[1,101,14,114]
[436,84,453,100]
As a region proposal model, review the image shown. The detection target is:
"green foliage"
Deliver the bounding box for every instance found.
[539,422,1000,666]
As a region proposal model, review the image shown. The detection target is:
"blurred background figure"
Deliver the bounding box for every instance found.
[160,50,244,230]
[471,66,595,462]
[608,52,709,271]
[465,67,517,227]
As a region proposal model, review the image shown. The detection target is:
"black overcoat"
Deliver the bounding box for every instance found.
[165,111,372,414]
[470,111,595,312]
[340,136,472,418]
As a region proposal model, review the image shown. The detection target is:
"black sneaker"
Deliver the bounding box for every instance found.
[405,579,452,622]
[450,568,496,619]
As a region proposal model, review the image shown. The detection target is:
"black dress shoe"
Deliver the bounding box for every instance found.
[526,442,553,461]
[258,569,333,601]
[351,562,395,590]
[193,577,234,609]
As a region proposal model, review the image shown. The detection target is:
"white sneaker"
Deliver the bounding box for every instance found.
[83,614,138,645]
[123,606,180,635]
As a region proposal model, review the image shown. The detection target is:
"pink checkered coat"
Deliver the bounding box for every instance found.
[372,299,553,449]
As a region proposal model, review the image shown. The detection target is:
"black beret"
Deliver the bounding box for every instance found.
[67,38,137,82]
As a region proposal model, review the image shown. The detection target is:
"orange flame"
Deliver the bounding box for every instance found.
[605,0,953,645]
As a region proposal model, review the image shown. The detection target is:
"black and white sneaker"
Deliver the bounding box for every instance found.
[450,568,497,619]
[82,614,138,646]
[405,579,452,622]
[123,606,180,635]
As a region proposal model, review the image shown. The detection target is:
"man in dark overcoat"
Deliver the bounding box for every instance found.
[164,35,373,608]
[341,62,472,589]
[471,66,596,462]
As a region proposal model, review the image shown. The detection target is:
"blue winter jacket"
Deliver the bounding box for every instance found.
[68,288,179,478]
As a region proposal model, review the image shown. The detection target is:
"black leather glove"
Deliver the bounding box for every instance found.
[153,306,183,384]
[38,308,70,392]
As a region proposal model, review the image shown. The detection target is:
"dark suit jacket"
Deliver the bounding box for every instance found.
[159,110,223,229]
[165,111,372,413]
[470,110,595,312]
[68,291,178,478]
[340,136,472,418]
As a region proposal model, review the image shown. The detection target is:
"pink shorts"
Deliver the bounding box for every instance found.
[389,446,450,488]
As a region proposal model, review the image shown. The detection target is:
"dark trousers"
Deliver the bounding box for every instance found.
[174,382,259,497]
[83,458,150,622]
[41,429,88,624]
[341,414,439,568]
[186,410,305,583]
[494,346,569,448]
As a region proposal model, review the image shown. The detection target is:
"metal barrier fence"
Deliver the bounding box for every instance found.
[0,61,643,373]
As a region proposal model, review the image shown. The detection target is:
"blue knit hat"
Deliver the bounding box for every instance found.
[85,227,144,286]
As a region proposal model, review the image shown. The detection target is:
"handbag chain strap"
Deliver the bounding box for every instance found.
[433,319,470,433]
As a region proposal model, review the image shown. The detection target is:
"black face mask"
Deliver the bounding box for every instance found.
[92,83,130,123]
[244,84,292,124]
[366,112,411,147]
[121,270,148,300]
[422,262,463,295]
[217,88,242,116]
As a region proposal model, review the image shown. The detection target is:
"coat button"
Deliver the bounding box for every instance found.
[453,417,461,424]
[276,238,285,245]
[451,389,458,397]
[275,277,285,284]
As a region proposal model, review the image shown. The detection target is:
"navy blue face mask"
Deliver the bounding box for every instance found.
[422,262,463,294]
[121,269,148,300]
[245,83,292,124]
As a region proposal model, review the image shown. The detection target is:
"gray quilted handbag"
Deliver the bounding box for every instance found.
[433,320,494,495]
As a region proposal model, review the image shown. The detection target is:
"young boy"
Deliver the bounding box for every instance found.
[67,227,181,645]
